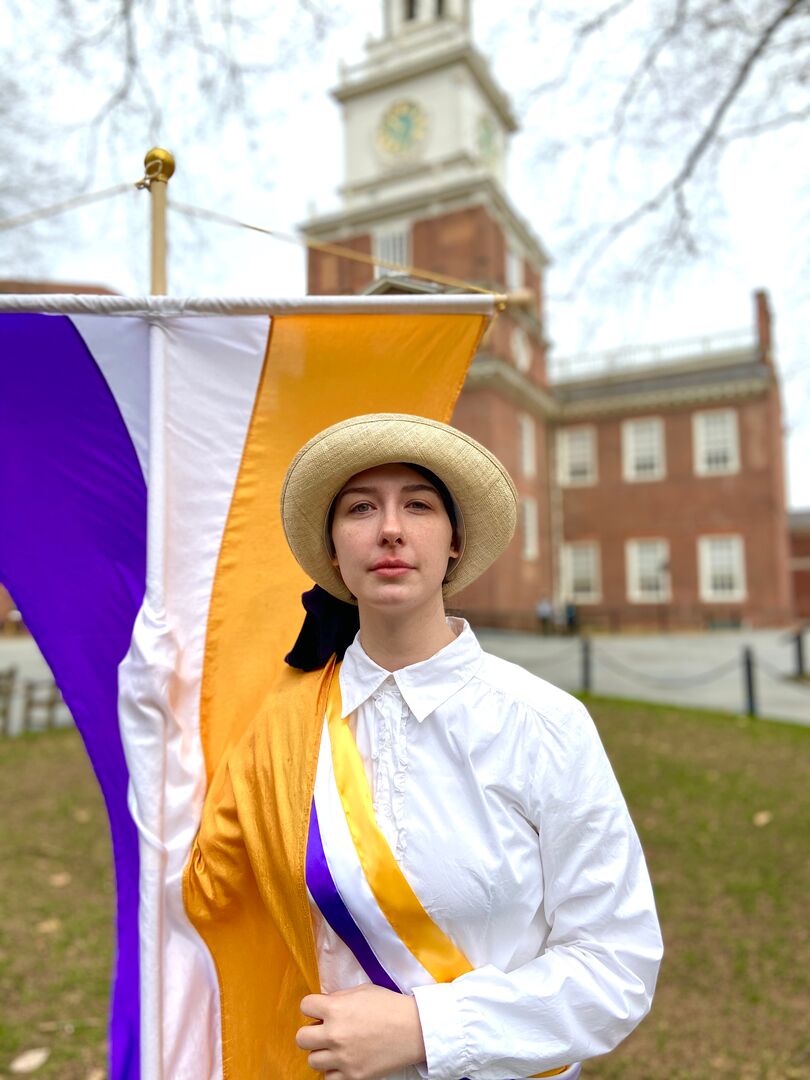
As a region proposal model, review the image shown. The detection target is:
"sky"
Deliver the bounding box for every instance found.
[3,0,808,508]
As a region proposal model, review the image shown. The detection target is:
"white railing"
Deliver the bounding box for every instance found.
[550,328,757,384]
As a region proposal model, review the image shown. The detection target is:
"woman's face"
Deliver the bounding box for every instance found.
[330,463,459,615]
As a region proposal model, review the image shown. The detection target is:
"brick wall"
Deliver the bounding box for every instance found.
[411,206,505,288]
[790,526,810,619]
[451,388,553,628]
[558,387,793,628]
[307,235,375,295]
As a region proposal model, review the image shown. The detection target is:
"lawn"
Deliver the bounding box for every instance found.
[0,700,808,1079]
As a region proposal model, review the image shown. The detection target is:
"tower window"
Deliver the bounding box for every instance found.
[436,0,445,15]
[404,0,418,20]
[373,227,411,277]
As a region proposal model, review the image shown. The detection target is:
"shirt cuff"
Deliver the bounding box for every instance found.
[412,980,471,1080]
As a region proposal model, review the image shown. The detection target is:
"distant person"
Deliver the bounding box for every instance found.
[565,600,579,635]
[536,596,553,634]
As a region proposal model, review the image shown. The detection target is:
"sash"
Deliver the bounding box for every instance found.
[306,663,571,1080]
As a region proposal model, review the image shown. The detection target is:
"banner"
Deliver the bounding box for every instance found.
[0,295,494,1079]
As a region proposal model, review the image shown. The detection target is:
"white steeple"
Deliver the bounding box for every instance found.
[332,0,516,211]
[381,0,472,42]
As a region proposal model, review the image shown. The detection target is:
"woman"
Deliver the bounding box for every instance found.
[279,413,663,1080]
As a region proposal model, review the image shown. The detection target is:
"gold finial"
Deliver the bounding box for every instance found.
[144,147,176,184]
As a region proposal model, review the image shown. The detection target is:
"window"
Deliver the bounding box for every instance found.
[562,542,601,603]
[404,0,418,20]
[622,417,665,481]
[519,414,536,478]
[511,326,531,373]
[626,539,671,603]
[698,536,746,602]
[521,497,539,561]
[373,227,410,277]
[557,426,597,486]
[436,0,445,15]
[693,409,740,476]
[505,244,523,290]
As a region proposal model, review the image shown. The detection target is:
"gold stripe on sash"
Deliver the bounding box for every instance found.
[326,667,570,1080]
[327,669,472,983]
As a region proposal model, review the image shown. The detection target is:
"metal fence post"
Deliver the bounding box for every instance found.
[795,631,806,680]
[581,637,592,694]
[743,646,757,717]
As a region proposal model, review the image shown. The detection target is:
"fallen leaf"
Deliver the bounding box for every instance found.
[752,810,773,827]
[73,808,91,824]
[10,1047,50,1073]
[85,1069,106,1080]
[48,872,71,888]
[35,919,61,935]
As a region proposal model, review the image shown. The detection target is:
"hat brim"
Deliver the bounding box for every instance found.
[281,413,517,603]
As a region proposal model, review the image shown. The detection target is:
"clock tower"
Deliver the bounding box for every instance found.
[301,0,556,626]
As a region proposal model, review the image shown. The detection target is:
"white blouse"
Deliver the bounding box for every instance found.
[310,619,662,1080]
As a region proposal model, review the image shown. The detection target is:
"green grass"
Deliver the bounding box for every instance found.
[580,696,810,1080]
[0,729,112,1079]
[1,701,809,1079]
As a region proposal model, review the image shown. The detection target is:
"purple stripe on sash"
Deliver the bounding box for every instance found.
[0,313,145,1080]
[306,801,400,993]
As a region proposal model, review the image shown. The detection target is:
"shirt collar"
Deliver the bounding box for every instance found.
[339,617,483,723]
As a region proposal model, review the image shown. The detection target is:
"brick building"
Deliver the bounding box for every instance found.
[789,511,810,620]
[301,0,795,629]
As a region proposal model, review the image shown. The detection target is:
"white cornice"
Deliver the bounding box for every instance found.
[333,42,518,133]
[556,377,771,419]
[465,355,558,418]
[299,174,549,267]
[459,357,771,422]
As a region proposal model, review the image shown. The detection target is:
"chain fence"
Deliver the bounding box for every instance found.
[531,630,809,720]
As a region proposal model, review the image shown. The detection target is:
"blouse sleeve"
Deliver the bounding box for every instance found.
[412,700,663,1080]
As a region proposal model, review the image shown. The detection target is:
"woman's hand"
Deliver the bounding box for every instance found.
[296,985,426,1079]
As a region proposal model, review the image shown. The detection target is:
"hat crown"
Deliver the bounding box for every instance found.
[281,413,518,603]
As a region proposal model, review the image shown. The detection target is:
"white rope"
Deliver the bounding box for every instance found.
[0,184,136,233]
[0,294,499,317]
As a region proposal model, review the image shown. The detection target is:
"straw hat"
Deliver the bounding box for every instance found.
[281,413,517,603]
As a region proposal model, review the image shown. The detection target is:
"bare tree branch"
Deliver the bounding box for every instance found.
[562,0,809,293]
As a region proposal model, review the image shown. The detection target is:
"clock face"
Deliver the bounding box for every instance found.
[377,100,427,157]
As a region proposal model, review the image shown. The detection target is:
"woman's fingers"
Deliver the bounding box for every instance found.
[295,1021,328,1051]
[307,1048,338,1072]
[301,993,331,1019]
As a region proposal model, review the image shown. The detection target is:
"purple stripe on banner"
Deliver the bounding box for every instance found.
[306,800,400,993]
[0,313,146,1080]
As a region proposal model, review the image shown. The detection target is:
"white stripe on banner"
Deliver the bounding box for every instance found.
[118,315,270,1080]
[314,721,436,996]
[70,315,151,481]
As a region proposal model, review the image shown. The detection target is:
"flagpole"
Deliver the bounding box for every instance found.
[144,147,175,295]
[142,146,175,1080]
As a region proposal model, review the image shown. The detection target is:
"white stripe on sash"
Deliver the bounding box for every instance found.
[313,721,435,994]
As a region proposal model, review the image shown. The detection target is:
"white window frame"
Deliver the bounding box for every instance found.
[626,539,671,603]
[622,416,666,482]
[373,225,411,278]
[693,408,740,477]
[521,496,539,561]
[557,426,597,487]
[562,542,601,604]
[519,413,536,479]
[511,326,531,373]
[698,535,747,602]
